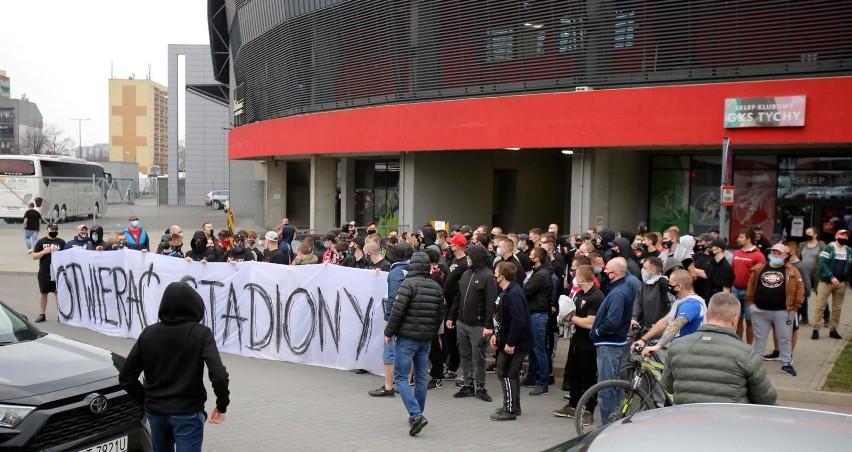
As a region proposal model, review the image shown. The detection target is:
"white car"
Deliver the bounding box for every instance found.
[205,190,229,210]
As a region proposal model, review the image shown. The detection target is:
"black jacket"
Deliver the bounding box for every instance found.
[449,245,498,328]
[186,231,217,261]
[524,264,553,312]
[119,282,230,415]
[384,252,444,342]
[495,282,531,352]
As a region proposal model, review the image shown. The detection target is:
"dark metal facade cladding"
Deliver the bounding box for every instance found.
[224,0,852,126]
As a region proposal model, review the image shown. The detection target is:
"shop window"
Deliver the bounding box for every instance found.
[778,156,852,200]
[649,156,690,233]
[732,157,777,234]
[688,156,722,233]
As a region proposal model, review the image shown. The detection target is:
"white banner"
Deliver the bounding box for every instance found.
[51,249,389,374]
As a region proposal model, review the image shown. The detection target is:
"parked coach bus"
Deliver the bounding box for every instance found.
[0,155,110,224]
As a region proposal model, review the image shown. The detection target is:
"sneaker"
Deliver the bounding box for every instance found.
[830,330,842,340]
[521,379,537,388]
[27,250,32,254]
[475,388,492,402]
[442,370,457,380]
[453,386,475,398]
[409,414,428,436]
[530,386,549,396]
[455,378,465,387]
[582,412,594,426]
[353,368,368,374]
[35,314,46,323]
[490,407,517,421]
[563,393,571,401]
[368,386,395,397]
[486,363,497,373]
[812,330,820,340]
[427,379,443,390]
[781,363,798,377]
[799,319,810,326]
[553,405,576,418]
[762,350,781,361]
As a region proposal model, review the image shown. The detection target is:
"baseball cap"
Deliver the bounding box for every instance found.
[47,222,59,229]
[698,233,713,242]
[234,233,246,241]
[451,224,461,232]
[708,227,720,234]
[323,233,337,243]
[447,234,468,248]
[460,225,472,235]
[159,234,172,244]
[128,215,139,221]
[77,224,89,231]
[836,229,850,239]
[770,243,789,254]
[581,232,592,240]
[709,238,727,250]
[351,235,366,248]
[753,224,763,230]
[264,231,279,242]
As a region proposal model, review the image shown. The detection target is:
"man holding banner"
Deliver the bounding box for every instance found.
[384,252,444,436]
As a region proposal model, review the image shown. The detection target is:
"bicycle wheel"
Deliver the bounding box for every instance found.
[574,380,653,435]
[619,363,653,397]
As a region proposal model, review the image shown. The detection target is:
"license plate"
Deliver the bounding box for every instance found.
[75,435,128,452]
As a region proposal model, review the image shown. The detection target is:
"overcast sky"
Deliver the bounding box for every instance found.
[1,0,210,148]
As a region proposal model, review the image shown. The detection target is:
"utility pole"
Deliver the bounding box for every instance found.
[70,118,90,157]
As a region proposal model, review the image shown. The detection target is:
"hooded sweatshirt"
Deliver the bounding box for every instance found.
[119,282,230,415]
[90,225,106,249]
[614,237,642,279]
[280,225,296,261]
[420,227,437,249]
[448,245,498,328]
[186,231,216,261]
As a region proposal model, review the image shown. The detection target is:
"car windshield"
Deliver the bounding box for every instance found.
[0,303,43,345]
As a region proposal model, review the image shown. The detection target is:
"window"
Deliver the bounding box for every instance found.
[486,27,515,62]
[558,16,586,54]
[614,9,635,49]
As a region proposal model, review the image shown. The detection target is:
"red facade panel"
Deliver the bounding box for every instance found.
[229,76,852,158]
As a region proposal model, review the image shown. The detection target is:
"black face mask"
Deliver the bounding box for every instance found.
[235,243,246,253]
[48,231,58,238]
[367,229,376,234]
[838,238,849,247]
[662,240,673,249]
[668,284,680,297]
[694,244,705,253]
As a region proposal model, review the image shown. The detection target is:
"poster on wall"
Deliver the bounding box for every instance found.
[724,96,806,128]
[730,169,776,243]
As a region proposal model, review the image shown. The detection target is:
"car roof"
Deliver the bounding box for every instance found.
[549,404,852,451]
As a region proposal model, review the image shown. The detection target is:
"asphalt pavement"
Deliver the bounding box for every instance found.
[2,202,852,450]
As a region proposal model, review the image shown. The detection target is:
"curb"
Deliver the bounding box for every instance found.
[0,270,38,277]
[777,388,852,407]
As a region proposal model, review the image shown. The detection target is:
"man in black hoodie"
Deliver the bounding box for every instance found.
[119,282,230,452]
[447,244,498,402]
[185,231,216,263]
[521,247,554,395]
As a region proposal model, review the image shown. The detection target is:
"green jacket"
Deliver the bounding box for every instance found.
[663,324,777,405]
[818,243,852,283]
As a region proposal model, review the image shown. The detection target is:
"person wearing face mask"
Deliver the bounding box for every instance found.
[489,262,531,421]
[630,257,672,331]
[746,243,804,376]
[223,233,256,263]
[64,224,94,250]
[124,215,150,251]
[552,265,604,425]
[634,269,706,361]
[342,235,368,268]
[589,251,610,295]
[363,242,390,271]
[662,292,777,405]
[185,231,216,263]
[812,229,852,340]
[109,232,129,251]
[32,222,66,322]
[704,238,735,302]
[496,238,525,281]
[89,225,107,251]
[798,226,826,326]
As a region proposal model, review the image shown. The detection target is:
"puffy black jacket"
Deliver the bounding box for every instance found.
[384,252,444,342]
[449,245,498,328]
[524,264,553,312]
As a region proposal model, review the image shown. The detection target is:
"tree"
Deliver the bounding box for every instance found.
[20,122,74,155]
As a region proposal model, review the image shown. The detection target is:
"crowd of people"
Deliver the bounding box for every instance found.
[27,210,851,435]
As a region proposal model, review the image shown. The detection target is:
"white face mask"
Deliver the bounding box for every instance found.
[641,268,660,284]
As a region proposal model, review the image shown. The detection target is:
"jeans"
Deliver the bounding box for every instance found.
[527,311,550,389]
[595,344,627,425]
[732,287,752,321]
[457,321,487,388]
[24,229,38,252]
[382,336,396,364]
[394,337,431,421]
[146,411,206,452]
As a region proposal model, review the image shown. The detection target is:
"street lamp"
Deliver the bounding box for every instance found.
[70,118,90,158]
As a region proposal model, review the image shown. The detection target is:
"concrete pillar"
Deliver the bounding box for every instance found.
[400,152,415,234]
[310,156,337,232]
[570,152,593,235]
[339,158,355,225]
[266,158,287,229]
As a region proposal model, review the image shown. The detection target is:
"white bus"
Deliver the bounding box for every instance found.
[0,155,109,224]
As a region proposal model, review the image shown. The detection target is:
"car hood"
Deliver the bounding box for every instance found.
[0,334,122,403]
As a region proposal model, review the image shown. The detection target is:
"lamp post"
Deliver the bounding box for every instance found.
[70,118,90,158]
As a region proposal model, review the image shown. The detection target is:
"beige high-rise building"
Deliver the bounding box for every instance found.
[108,78,168,175]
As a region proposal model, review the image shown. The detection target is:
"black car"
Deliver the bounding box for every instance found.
[0,301,151,451]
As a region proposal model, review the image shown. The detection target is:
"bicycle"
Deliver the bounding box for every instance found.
[574,331,673,435]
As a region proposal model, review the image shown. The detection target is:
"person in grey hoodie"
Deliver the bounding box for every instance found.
[613,236,641,279]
